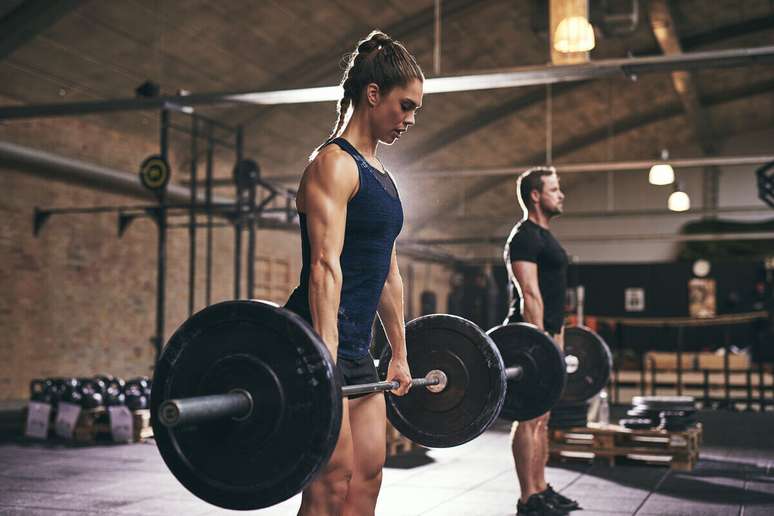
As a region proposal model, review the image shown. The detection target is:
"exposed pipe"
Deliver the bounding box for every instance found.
[402,231,774,246]
[1,46,772,118]
[0,139,233,205]
[267,154,774,183]
[408,205,770,224]
[408,155,774,179]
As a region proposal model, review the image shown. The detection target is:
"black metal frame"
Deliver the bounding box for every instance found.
[31,107,298,362]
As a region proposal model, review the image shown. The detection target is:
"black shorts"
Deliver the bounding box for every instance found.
[337,352,379,400]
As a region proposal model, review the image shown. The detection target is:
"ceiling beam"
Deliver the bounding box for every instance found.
[1,44,772,119]
[402,231,774,246]
[0,0,82,61]
[406,205,771,225]
[410,154,774,178]
[266,154,774,183]
[650,0,713,145]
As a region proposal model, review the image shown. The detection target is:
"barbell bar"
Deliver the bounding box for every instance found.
[157,362,525,430]
[150,300,609,510]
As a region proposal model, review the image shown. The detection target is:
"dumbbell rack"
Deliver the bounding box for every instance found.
[548,422,703,471]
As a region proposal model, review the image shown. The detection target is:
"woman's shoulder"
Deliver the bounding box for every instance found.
[304,143,359,191]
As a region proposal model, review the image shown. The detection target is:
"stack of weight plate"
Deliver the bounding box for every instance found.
[548,400,588,429]
[620,396,698,431]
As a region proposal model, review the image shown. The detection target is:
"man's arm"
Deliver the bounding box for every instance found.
[377,244,412,395]
[511,260,544,330]
[302,150,358,360]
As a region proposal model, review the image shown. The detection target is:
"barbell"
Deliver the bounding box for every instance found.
[151,300,611,510]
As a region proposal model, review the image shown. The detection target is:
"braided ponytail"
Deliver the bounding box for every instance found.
[310,29,423,160]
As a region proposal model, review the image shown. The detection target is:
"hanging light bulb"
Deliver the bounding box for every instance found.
[554,16,596,53]
[649,149,675,186]
[668,182,690,212]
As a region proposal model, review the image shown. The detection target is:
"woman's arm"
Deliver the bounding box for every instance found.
[377,244,412,395]
[301,148,358,359]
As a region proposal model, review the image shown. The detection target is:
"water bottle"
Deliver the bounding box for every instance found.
[599,390,610,426]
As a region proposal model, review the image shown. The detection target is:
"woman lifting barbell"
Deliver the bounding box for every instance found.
[283,29,423,516]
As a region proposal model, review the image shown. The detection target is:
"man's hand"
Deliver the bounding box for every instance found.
[386,356,412,396]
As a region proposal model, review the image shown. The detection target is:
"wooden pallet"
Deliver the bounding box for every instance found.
[549,422,702,471]
[73,408,152,443]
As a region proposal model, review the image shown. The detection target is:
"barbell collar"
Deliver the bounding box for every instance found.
[504,366,524,382]
[158,389,253,428]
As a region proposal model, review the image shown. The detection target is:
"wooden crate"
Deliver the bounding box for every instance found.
[549,422,702,471]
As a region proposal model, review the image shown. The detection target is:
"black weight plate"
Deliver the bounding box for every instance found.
[657,412,697,420]
[139,154,170,192]
[627,409,662,418]
[487,323,566,421]
[620,418,655,429]
[378,315,506,448]
[562,326,613,402]
[151,300,341,510]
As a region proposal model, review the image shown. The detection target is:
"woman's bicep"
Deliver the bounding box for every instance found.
[303,155,357,261]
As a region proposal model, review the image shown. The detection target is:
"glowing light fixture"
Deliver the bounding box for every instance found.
[554,16,596,53]
[668,182,690,212]
[649,149,675,185]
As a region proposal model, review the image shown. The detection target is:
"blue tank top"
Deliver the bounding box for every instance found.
[285,138,404,359]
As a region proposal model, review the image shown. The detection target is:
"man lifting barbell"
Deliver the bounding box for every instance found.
[503,167,581,515]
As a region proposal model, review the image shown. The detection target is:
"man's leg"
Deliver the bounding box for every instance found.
[511,418,540,502]
[298,401,355,516]
[343,393,387,516]
[531,412,550,493]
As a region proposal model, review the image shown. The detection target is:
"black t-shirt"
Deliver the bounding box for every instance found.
[504,219,568,334]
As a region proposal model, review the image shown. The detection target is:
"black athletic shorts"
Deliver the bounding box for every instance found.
[337,352,379,400]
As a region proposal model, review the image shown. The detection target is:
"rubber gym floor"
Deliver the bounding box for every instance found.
[0,407,772,516]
